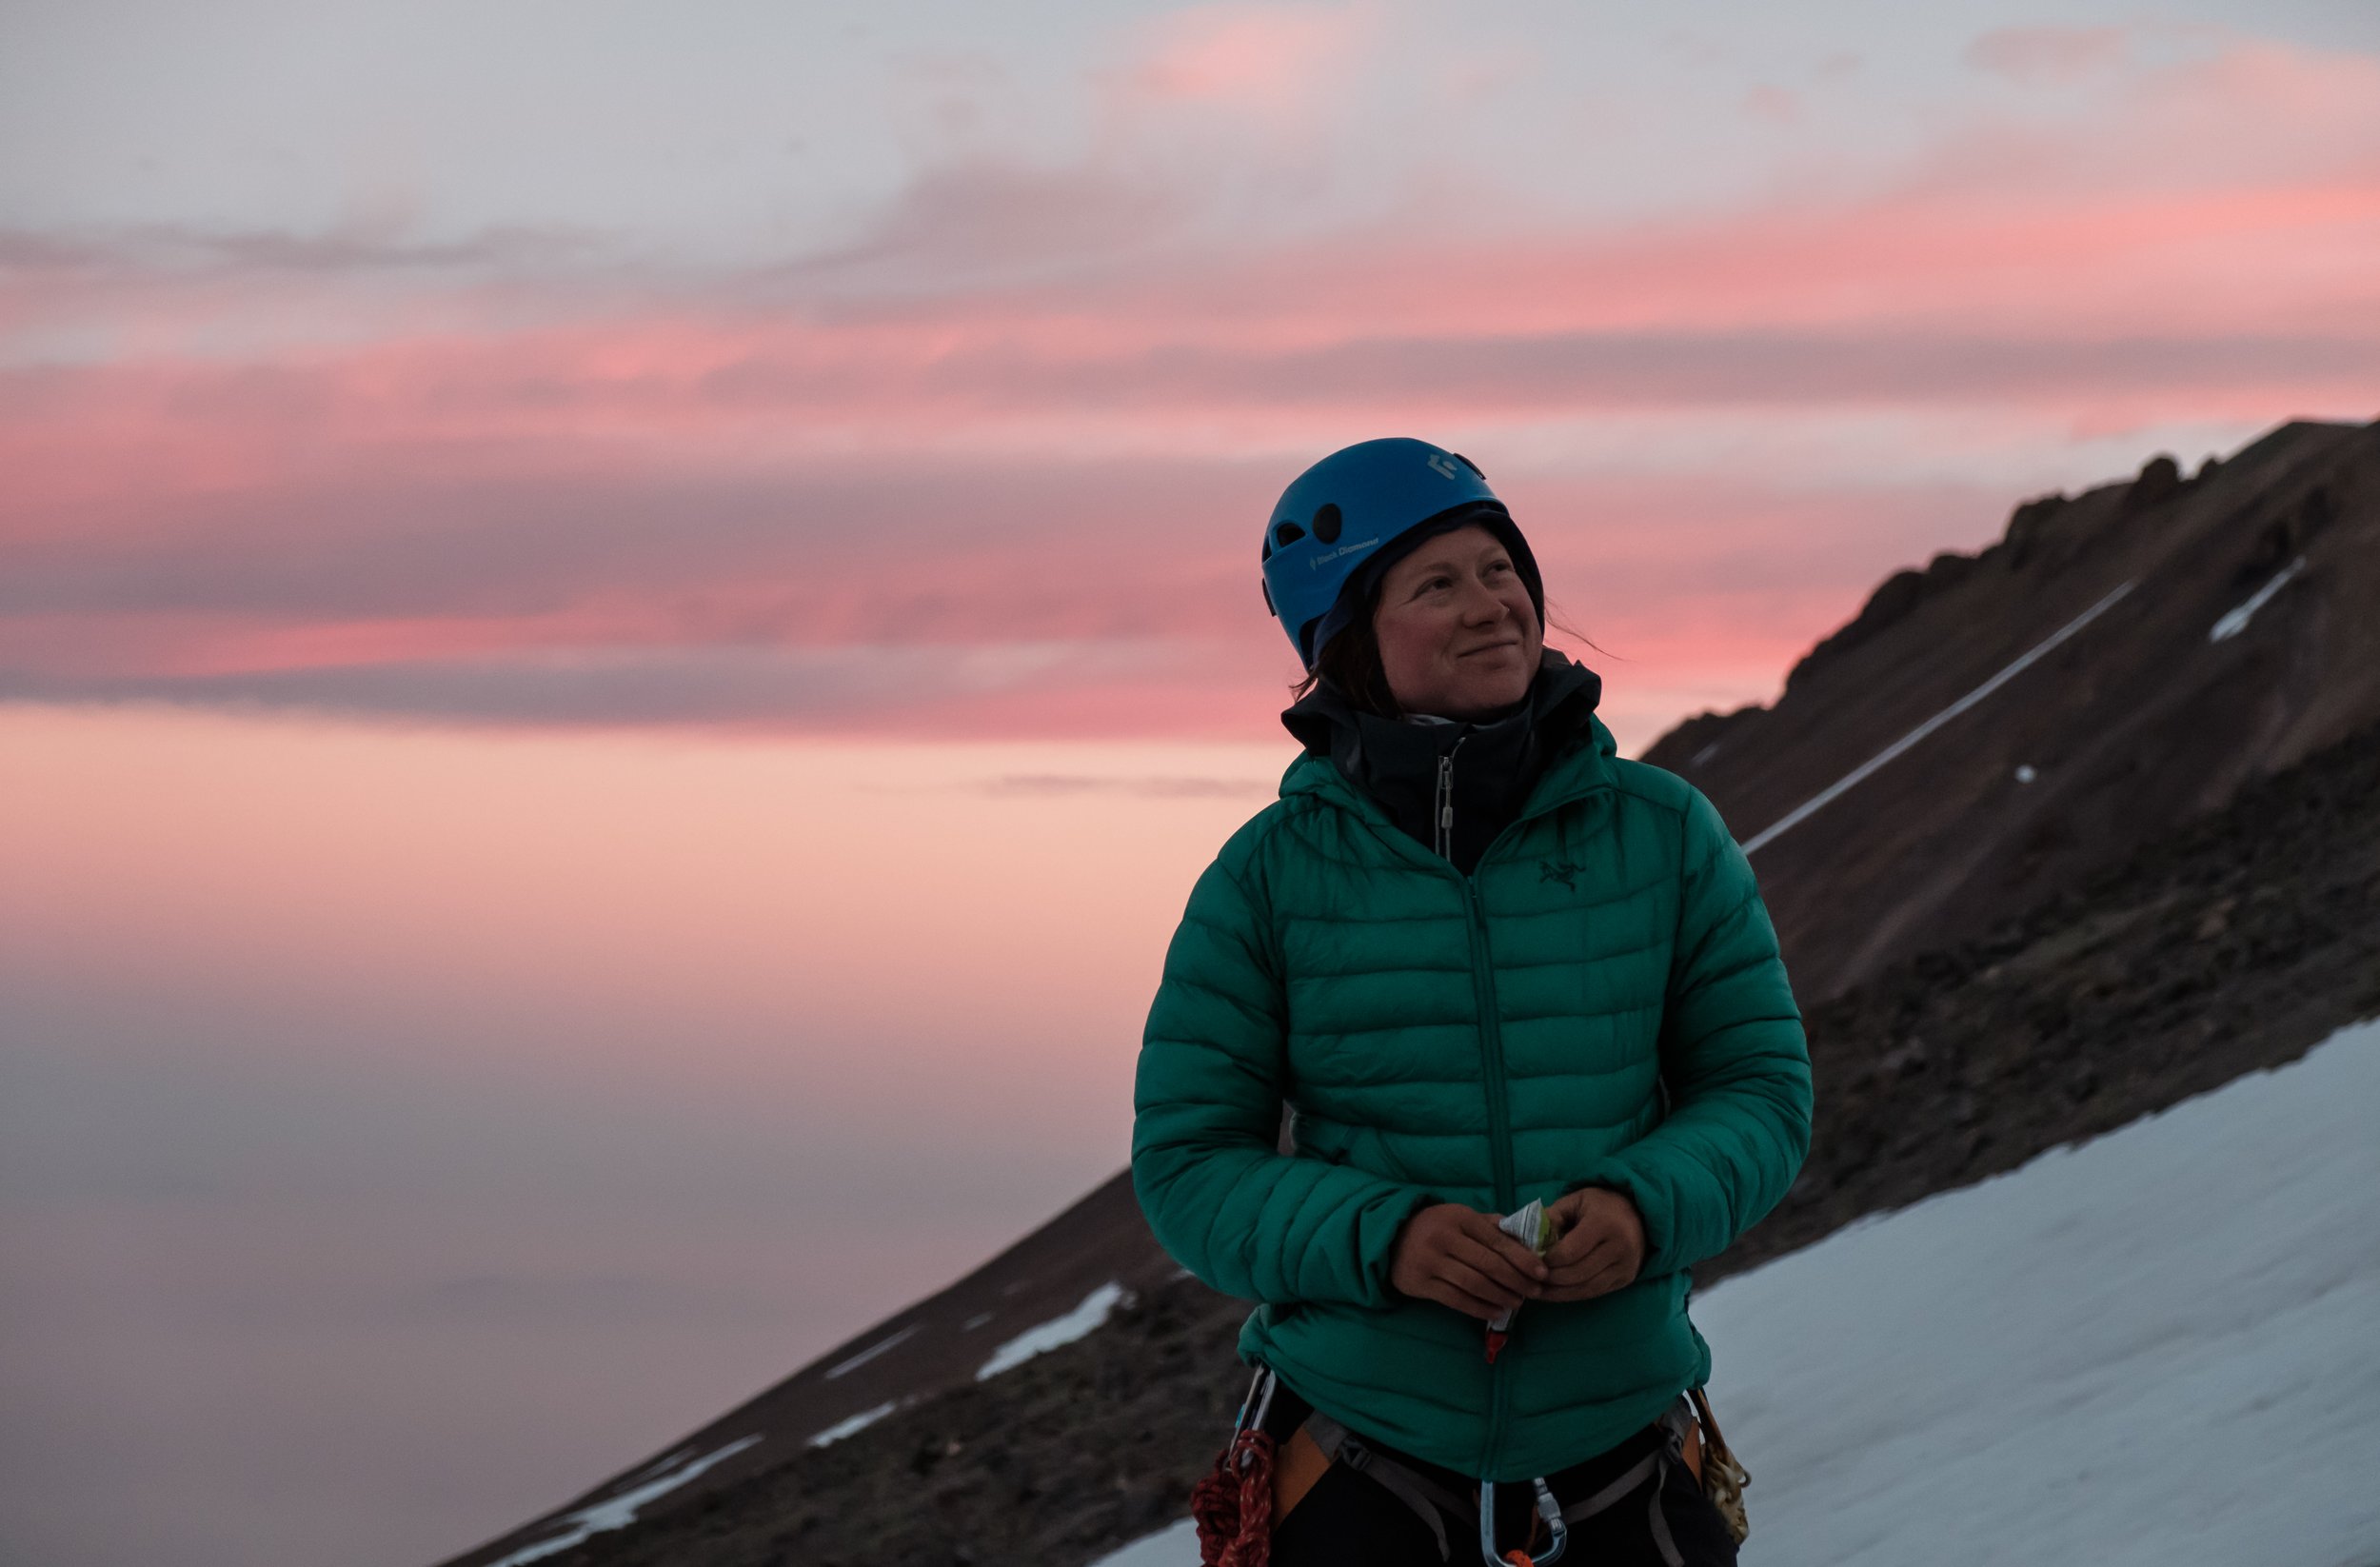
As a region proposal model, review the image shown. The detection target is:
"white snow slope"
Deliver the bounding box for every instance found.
[1092,1016,2380,1567]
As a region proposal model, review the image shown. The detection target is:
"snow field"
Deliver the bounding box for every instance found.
[1697,1014,2380,1567]
[1089,1017,2380,1567]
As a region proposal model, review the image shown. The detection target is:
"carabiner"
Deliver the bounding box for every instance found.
[1477,1476,1569,1567]
[1226,1364,1279,1471]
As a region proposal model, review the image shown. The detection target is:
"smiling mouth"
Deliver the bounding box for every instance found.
[1458,642,1521,659]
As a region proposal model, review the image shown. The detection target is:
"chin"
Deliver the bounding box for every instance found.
[1436,668,1533,718]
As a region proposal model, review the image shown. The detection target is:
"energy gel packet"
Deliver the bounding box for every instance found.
[1486,1199,1559,1342]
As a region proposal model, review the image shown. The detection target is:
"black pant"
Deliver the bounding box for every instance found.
[1267,1423,1740,1567]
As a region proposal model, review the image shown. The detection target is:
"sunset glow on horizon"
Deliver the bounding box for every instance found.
[5,2,2377,1562]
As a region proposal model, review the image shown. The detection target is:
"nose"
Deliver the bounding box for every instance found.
[1457,577,1510,625]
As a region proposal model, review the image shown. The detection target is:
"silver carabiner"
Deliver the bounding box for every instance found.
[1228,1365,1279,1471]
[1478,1476,1569,1566]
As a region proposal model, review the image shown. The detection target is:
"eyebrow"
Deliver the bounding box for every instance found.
[1406,545,1508,582]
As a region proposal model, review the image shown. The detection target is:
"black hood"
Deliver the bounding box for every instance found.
[1281,649,1604,874]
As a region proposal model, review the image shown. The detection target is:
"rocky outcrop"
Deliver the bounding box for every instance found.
[1658,417,2380,1002]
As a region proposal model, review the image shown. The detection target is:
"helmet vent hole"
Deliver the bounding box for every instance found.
[1274,521,1307,547]
[1260,536,1274,562]
[1312,504,1341,544]
[1454,452,1484,478]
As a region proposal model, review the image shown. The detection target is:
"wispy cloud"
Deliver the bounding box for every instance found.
[1966,26,2131,85]
[968,773,1275,799]
[6,27,2376,744]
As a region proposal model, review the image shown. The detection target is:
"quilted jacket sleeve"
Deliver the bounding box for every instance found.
[1573,788,1813,1278]
[1132,852,1438,1307]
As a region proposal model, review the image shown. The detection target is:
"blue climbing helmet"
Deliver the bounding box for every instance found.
[1259,437,1542,667]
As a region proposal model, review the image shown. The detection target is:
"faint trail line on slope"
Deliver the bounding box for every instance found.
[823,1323,919,1379]
[1740,581,2136,858]
[2209,556,2305,643]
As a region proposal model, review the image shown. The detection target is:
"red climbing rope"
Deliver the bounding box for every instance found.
[1190,1424,1278,1567]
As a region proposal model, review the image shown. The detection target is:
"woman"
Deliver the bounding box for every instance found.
[1132,438,1813,1567]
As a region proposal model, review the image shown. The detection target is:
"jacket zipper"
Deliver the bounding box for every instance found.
[1440,735,1520,1475]
[1464,877,1519,1477]
[1434,740,1460,861]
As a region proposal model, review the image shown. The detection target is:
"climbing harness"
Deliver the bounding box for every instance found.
[1300,1412,1479,1562]
[1196,1366,1748,1566]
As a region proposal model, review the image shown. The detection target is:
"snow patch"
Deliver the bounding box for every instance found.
[806,1400,898,1448]
[823,1323,918,1379]
[976,1280,1132,1380]
[2209,556,2306,643]
[488,1435,763,1567]
[1086,1517,1201,1567]
[2013,764,2037,784]
[962,1311,995,1332]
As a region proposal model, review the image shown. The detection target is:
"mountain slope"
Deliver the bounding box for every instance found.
[438,418,2380,1567]
[1650,417,2380,1001]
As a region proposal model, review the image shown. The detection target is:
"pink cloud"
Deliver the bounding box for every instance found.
[1119,2,1372,107]
[8,33,2377,743]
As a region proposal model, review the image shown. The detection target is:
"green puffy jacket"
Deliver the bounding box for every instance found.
[1131,711,1812,1480]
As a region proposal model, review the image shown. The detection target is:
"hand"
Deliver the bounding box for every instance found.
[1539,1186,1646,1302]
[1389,1203,1550,1321]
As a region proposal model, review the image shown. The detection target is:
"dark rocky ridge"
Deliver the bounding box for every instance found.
[456,707,2380,1567]
[1643,418,2380,1002]
[440,419,2380,1567]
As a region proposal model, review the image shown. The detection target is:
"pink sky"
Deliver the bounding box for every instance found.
[7,18,2377,751]
[3,5,2377,1565]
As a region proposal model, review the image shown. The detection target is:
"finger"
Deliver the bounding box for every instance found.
[1546,1220,1616,1270]
[1434,1258,1527,1317]
[1438,1253,1529,1311]
[1447,1209,1561,1257]
[1553,1253,1639,1302]
[1458,1213,1552,1279]
[1545,1228,1619,1283]
[1543,1226,1597,1268]
[1446,1232,1544,1299]
[1540,1263,1627,1303]
[1543,1202,1616,1262]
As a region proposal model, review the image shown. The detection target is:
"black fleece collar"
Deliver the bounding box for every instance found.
[1280,650,1605,874]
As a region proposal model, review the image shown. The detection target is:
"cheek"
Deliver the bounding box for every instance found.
[1374,612,1439,675]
